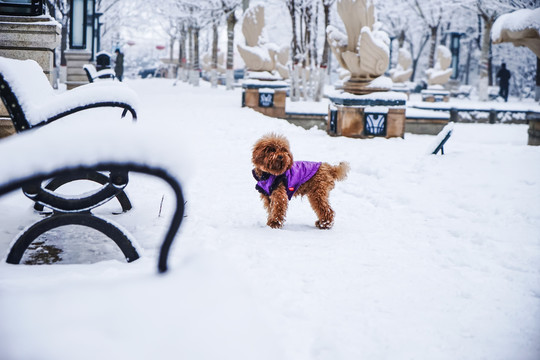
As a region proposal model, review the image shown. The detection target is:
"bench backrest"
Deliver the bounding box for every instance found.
[83,64,98,83]
[83,63,115,83]
[0,57,54,131]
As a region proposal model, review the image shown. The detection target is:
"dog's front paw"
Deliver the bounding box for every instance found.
[315,219,333,229]
[267,219,284,229]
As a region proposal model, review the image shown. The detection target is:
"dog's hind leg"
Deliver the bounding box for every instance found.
[267,185,288,229]
[307,190,335,229]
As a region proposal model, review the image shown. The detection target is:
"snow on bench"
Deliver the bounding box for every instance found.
[0,56,138,132]
[427,122,454,155]
[83,63,116,83]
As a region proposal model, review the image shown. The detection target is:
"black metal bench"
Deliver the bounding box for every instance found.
[429,122,454,155]
[0,56,138,212]
[0,56,137,132]
[0,118,186,273]
[0,57,184,273]
[83,63,116,83]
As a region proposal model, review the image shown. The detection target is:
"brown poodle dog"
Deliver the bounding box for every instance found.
[252,133,349,229]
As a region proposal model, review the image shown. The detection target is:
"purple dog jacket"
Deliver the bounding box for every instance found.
[253,161,321,200]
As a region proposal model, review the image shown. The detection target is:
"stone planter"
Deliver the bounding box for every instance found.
[242,80,288,119]
[328,92,407,139]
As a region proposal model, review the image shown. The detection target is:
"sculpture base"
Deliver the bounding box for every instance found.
[242,81,288,119]
[328,92,407,139]
[343,78,391,95]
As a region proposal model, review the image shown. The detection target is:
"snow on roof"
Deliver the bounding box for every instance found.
[491,8,540,43]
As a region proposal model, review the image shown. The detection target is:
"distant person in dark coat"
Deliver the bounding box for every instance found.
[496,63,511,102]
[114,49,124,81]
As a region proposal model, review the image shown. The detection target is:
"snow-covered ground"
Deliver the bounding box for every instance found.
[0,79,539,360]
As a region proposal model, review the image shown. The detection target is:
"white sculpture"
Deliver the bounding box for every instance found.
[425,45,453,86]
[326,0,390,94]
[389,48,413,83]
[237,4,289,79]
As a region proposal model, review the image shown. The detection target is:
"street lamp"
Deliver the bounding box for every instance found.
[69,0,96,59]
[0,0,43,16]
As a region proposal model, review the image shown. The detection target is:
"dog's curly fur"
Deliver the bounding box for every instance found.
[252,133,349,229]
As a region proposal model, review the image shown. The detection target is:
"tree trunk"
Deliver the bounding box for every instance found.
[192,27,200,86]
[409,34,429,82]
[287,0,299,63]
[178,26,187,82]
[303,3,312,68]
[534,57,540,101]
[428,26,438,69]
[187,26,193,84]
[225,10,237,90]
[288,0,300,101]
[465,40,473,85]
[478,16,494,101]
[320,2,331,68]
[211,20,219,88]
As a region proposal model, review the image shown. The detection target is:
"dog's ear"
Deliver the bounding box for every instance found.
[252,168,264,180]
[252,142,266,167]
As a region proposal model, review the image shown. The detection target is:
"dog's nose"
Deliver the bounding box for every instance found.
[277,155,283,160]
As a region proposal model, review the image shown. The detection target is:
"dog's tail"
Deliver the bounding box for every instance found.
[331,162,350,181]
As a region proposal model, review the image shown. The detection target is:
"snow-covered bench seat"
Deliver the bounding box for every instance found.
[83,63,116,83]
[0,120,187,273]
[0,56,137,132]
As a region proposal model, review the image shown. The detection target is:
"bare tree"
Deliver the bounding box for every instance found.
[222,0,242,90]
[409,0,445,69]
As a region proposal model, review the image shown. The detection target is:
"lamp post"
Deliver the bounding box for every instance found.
[0,0,44,16]
[66,0,96,88]
[449,32,464,80]
[69,0,96,59]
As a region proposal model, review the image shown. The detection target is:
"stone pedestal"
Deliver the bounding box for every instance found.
[65,50,91,90]
[242,80,288,119]
[0,15,61,81]
[527,111,540,146]
[328,92,407,139]
[0,15,61,138]
[343,78,389,96]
